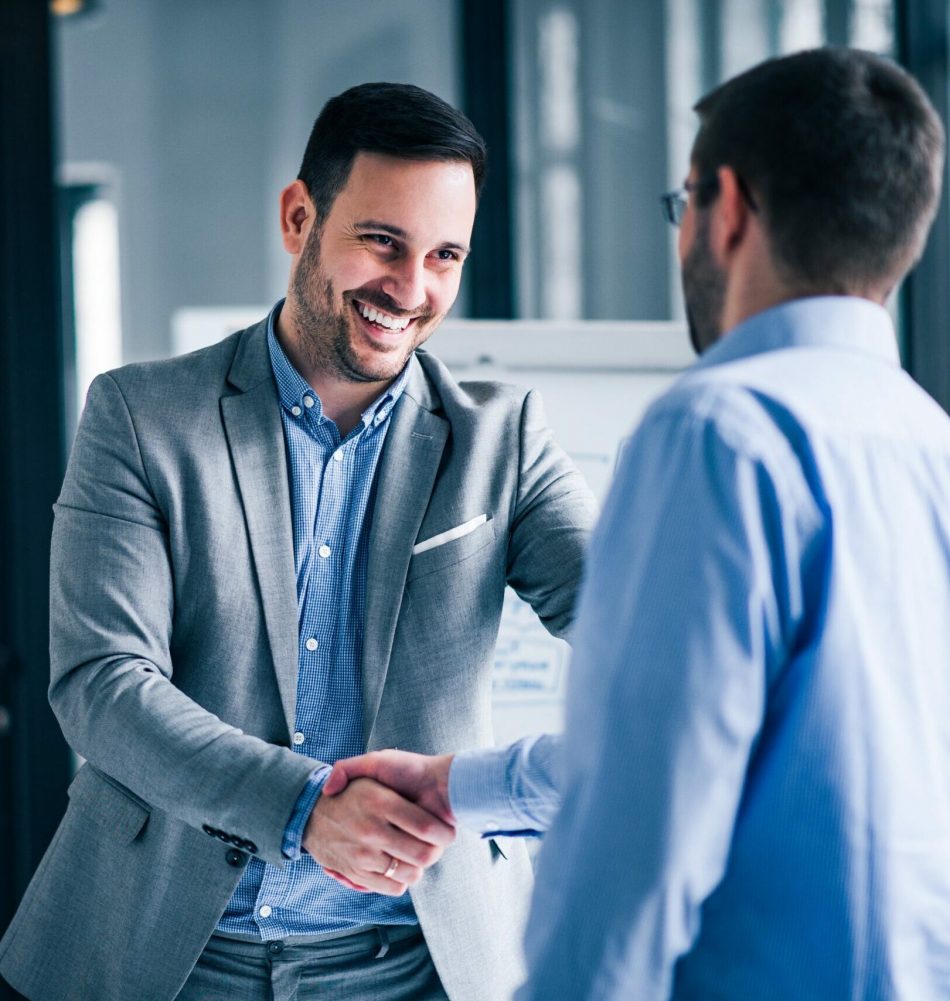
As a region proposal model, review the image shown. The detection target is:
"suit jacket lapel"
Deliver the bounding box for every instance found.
[362,358,448,741]
[220,322,299,735]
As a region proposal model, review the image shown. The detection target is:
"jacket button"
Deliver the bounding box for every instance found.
[202,824,216,836]
[225,849,247,868]
[244,840,258,854]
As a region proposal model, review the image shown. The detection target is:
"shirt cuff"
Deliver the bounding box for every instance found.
[449,744,544,839]
[282,765,331,860]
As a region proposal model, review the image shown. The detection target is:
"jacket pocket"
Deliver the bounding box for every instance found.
[406,515,496,583]
[68,764,151,843]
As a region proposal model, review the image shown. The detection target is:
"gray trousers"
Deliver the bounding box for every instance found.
[175,925,449,1001]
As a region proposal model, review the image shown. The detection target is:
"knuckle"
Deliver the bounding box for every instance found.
[401,865,423,885]
[354,846,376,868]
[418,844,441,867]
[416,817,437,839]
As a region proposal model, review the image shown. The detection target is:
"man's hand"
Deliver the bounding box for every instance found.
[303,777,455,896]
[323,749,456,826]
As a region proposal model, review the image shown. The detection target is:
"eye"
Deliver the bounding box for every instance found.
[366,234,395,248]
[434,248,461,262]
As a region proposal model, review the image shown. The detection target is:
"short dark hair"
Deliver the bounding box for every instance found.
[298,82,487,221]
[691,48,945,294]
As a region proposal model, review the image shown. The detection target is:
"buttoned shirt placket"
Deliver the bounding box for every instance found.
[219,303,414,938]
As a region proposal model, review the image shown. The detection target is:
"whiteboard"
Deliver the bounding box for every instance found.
[171,309,693,744]
[429,320,692,743]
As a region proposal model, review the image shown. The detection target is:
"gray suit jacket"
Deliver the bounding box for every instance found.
[0,319,596,1001]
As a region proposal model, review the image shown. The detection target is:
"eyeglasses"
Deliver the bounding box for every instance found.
[659,176,719,227]
[660,173,758,227]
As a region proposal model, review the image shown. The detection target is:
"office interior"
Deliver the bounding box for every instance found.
[3,2,950,992]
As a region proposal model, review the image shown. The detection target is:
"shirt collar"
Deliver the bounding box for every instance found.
[693,296,900,373]
[265,298,409,429]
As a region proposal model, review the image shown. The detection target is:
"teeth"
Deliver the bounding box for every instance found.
[358,302,410,331]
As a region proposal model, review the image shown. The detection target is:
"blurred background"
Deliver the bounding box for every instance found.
[3,2,950,984]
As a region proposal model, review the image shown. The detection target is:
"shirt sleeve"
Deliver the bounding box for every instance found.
[516,391,814,1001]
[281,765,331,860]
[448,733,562,837]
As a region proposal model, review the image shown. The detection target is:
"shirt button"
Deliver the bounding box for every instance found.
[305,637,318,651]
[318,544,331,558]
[483,821,499,832]
[292,731,306,746]
[290,406,302,417]
[303,396,314,408]
[258,905,273,918]
[333,450,343,462]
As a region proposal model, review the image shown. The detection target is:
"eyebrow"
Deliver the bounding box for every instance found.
[354,220,471,256]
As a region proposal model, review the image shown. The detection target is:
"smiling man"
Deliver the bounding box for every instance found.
[279,149,475,433]
[0,83,596,1001]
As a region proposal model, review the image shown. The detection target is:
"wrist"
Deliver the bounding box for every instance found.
[434,754,455,822]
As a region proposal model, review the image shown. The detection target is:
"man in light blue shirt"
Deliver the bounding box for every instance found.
[325,48,950,999]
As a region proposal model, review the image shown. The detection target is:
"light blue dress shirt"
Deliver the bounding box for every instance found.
[217,301,417,938]
[487,297,950,1000]
[450,733,561,836]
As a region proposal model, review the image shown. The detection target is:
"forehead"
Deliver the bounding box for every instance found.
[326,152,477,240]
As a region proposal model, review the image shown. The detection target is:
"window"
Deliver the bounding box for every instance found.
[59,182,123,438]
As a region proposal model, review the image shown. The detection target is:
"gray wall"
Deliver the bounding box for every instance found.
[55,0,461,363]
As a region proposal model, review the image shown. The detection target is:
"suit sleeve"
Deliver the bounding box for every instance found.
[505,389,598,637]
[48,373,319,865]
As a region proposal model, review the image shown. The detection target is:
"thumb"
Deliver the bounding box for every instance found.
[322,762,351,796]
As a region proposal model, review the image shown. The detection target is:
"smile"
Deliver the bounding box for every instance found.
[353,299,413,332]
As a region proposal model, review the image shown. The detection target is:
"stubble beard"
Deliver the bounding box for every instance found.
[289,226,433,385]
[682,212,726,355]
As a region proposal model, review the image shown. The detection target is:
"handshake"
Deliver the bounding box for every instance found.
[301,749,457,898]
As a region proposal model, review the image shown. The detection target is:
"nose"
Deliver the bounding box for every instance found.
[379,254,428,312]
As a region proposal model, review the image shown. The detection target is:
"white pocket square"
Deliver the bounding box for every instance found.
[412,514,488,556]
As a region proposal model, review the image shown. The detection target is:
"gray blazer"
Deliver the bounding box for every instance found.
[0,319,596,1001]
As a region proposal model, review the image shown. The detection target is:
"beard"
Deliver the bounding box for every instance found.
[289,225,434,384]
[681,212,726,355]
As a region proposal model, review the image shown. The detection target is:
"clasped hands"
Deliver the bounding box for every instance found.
[301,749,455,897]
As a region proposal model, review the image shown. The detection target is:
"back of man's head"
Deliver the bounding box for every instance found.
[298,82,487,223]
[692,48,945,297]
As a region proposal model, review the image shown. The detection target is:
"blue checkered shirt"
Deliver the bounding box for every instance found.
[216,301,417,938]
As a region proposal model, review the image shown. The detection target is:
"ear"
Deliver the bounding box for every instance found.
[707,166,752,265]
[279,179,317,255]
